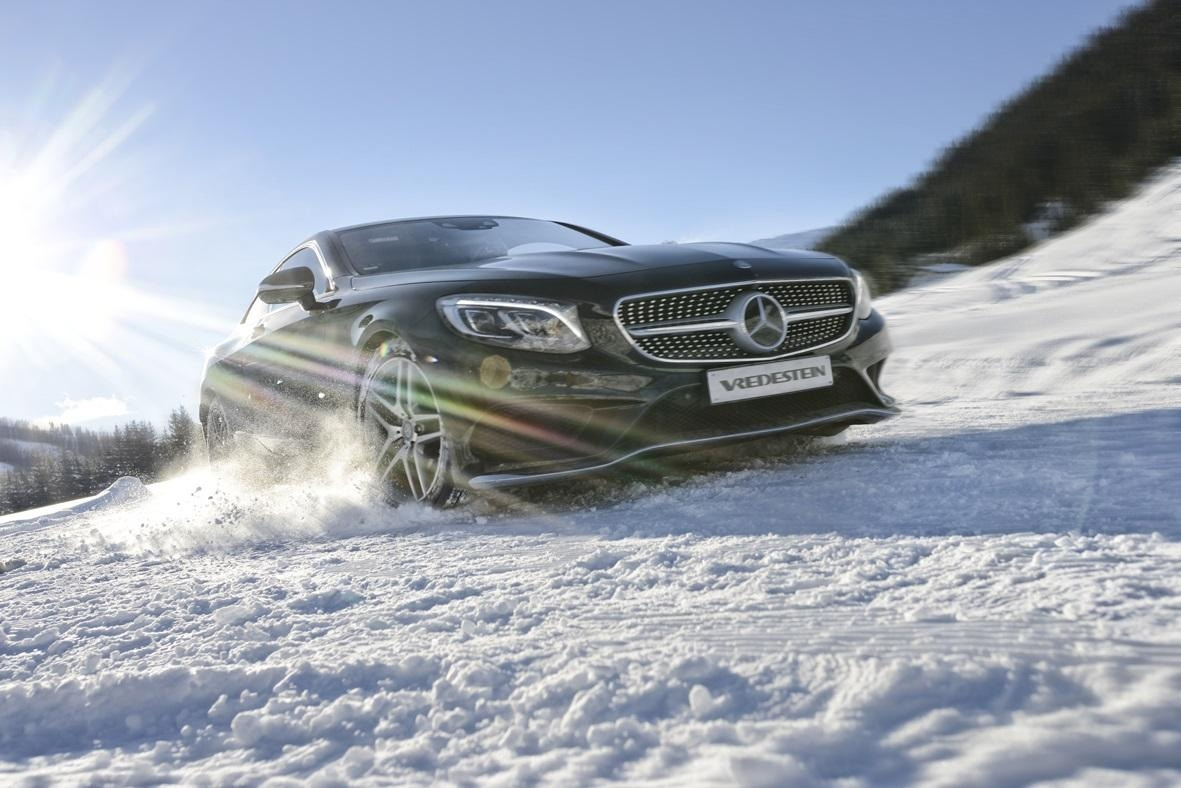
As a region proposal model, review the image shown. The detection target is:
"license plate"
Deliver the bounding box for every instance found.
[706,355,833,404]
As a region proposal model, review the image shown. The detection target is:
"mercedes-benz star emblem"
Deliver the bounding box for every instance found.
[727,292,788,352]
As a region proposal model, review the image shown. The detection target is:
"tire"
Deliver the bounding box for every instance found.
[205,398,234,461]
[359,346,462,507]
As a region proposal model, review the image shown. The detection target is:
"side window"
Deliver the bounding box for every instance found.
[267,248,328,313]
[242,296,268,325]
[280,248,327,288]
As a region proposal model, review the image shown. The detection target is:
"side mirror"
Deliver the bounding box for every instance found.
[257,266,315,306]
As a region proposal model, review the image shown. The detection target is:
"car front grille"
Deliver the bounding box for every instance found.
[614,279,856,363]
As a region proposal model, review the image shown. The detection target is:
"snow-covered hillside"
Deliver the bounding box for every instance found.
[2,167,1180,785]
[750,226,834,251]
[0,439,64,456]
[0,438,64,473]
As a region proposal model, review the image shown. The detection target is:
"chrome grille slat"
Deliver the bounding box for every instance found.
[614,278,857,363]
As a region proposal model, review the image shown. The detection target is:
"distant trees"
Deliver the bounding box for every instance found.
[820,0,1181,292]
[163,406,200,468]
[0,406,203,516]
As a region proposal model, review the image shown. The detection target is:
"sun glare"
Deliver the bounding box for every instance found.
[0,162,131,355]
[0,167,56,277]
[0,77,237,419]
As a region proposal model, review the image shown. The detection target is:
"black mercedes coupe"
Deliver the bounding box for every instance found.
[200,216,897,504]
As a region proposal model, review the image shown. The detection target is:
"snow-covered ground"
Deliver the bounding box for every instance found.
[2,167,1180,786]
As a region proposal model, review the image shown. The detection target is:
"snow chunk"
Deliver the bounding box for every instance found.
[688,685,715,719]
[0,558,26,574]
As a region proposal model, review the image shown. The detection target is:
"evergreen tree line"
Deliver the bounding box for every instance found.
[0,419,111,462]
[819,0,1181,292]
[0,407,201,515]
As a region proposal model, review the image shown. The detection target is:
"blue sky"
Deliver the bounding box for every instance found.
[0,0,1138,428]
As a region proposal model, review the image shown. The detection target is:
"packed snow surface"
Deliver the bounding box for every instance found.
[3,167,1181,785]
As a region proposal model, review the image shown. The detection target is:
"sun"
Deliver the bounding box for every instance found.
[0,161,129,360]
[0,164,58,278]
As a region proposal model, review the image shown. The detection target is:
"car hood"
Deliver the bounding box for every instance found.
[348,242,850,299]
[476,242,842,277]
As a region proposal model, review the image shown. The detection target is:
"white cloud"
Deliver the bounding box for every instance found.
[35,396,130,428]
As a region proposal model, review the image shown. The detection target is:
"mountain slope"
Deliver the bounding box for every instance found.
[820,0,1181,291]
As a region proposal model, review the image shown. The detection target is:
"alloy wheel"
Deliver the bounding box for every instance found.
[362,356,451,503]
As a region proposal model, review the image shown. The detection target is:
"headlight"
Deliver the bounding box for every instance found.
[437,295,591,353]
[852,270,873,320]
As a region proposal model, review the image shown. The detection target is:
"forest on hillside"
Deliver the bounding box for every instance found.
[820,0,1181,291]
[0,409,200,515]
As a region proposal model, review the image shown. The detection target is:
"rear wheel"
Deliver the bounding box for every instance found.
[360,349,462,507]
[205,398,234,461]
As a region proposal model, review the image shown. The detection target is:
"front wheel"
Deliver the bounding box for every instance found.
[359,350,462,507]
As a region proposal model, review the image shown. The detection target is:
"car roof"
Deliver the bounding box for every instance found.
[327,215,536,236]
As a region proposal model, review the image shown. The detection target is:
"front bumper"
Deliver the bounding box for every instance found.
[420,311,897,489]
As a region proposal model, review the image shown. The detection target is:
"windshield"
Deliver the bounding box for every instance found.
[338,217,617,275]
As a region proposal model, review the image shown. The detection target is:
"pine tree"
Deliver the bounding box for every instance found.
[57,453,89,500]
[163,406,198,470]
[28,458,57,510]
[0,472,12,515]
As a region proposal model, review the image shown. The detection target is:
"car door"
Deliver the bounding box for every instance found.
[227,245,341,438]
